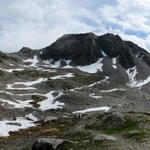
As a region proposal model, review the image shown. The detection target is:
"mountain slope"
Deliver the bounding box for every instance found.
[1,33,150,149]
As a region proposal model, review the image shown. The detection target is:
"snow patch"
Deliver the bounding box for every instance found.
[23,55,39,67]
[43,58,104,73]
[126,66,150,87]
[0,117,36,137]
[0,68,24,73]
[7,78,47,90]
[69,77,109,92]
[89,93,103,99]
[112,58,117,69]
[129,76,150,88]
[76,58,103,73]
[73,106,110,114]
[38,91,64,111]
[51,73,74,80]
[101,51,107,57]
[0,98,32,108]
[101,88,126,93]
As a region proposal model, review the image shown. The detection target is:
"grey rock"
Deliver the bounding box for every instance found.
[92,134,116,142]
[87,112,125,129]
[32,138,64,150]
[43,116,58,123]
[97,112,125,128]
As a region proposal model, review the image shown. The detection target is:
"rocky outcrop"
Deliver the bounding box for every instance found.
[39,33,150,69]
[87,112,125,130]
[32,138,64,150]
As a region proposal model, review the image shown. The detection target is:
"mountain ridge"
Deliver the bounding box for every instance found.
[1,33,150,149]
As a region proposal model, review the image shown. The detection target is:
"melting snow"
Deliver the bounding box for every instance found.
[126,66,144,88]
[0,68,24,73]
[126,66,150,87]
[69,77,109,92]
[129,76,150,88]
[23,55,39,67]
[7,78,48,90]
[76,58,103,73]
[38,91,64,111]
[0,117,36,137]
[26,114,38,121]
[112,58,117,69]
[43,58,104,73]
[13,78,48,86]
[73,106,110,114]
[0,98,32,108]
[0,91,14,95]
[51,73,74,80]
[101,88,126,93]
[101,51,107,57]
[89,93,103,99]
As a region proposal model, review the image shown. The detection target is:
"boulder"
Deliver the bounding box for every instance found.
[32,138,64,150]
[87,112,125,130]
[96,112,125,128]
[43,116,58,124]
[92,134,116,142]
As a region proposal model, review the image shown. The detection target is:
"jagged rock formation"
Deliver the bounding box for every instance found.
[39,33,150,69]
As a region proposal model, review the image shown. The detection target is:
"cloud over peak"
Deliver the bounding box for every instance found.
[0,0,150,52]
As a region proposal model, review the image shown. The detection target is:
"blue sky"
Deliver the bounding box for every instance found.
[0,0,150,52]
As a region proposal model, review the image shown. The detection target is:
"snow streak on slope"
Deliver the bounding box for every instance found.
[112,58,117,69]
[89,93,103,99]
[7,78,48,90]
[127,66,150,88]
[0,68,24,73]
[73,106,110,114]
[101,88,126,93]
[69,76,109,92]
[0,98,33,108]
[51,73,74,80]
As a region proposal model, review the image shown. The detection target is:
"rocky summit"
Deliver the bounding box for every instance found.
[1,33,150,150]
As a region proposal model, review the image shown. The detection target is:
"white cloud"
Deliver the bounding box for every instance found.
[0,0,99,52]
[0,0,150,52]
[98,0,150,51]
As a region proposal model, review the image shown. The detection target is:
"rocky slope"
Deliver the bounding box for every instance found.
[1,33,150,149]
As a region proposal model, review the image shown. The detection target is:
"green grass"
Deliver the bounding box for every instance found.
[0,51,18,63]
[106,117,148,141]
[46,73,104,91]
[13,69,48,77]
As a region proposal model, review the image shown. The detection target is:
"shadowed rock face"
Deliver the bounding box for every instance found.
[40,33,101,66]
[39,33,150,69]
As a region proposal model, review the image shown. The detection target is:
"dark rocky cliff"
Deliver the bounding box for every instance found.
[39,33,150,69]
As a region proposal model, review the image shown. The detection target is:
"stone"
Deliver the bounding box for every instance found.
[87,112,125,130]
[92,134,116,142]
[96,112,125,128]
[32,138,64,150]
[43,116,58,124]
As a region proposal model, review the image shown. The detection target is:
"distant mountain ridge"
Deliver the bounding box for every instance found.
[39,33,150,69]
